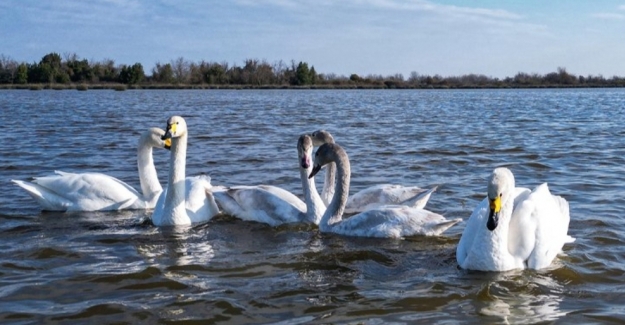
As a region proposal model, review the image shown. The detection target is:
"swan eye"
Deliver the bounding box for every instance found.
[499,193,502,197]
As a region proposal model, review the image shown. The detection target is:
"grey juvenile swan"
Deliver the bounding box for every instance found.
[210,134,325,226]
[310,129,437,214]
[308,142,461,238]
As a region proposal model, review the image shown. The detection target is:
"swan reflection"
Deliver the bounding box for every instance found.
[477,271,568,324]
[135,225,215,267]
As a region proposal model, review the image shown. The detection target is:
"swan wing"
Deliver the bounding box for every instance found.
[509,183,573,269]
[213,185,306,226]
[332,206,460,238]
[399,185,437,210]
[256,185,307,210]
[344,184,435,214]
[13,172,144,211]
[12,179,73,211]
[184,175,219,223]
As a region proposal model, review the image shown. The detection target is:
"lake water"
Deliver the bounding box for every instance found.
[1,88,624,324]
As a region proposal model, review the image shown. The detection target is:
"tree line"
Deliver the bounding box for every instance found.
[1,52,624,89]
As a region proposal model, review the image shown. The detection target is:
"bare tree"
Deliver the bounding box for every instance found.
[171,57,190,83]
[0,54,18,83]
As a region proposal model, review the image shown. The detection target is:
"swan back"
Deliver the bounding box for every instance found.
[212,185,307,226]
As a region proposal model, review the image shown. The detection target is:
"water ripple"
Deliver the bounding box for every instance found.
[1,89,625,323]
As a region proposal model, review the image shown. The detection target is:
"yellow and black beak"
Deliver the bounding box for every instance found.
[161,122,177,141]
[487,196,501,231]
[163,138,171,150]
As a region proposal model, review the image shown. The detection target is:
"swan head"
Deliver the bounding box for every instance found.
[141,128,171,150]
[297,134,313,169]
[309,143,342,179]
[310,130,335,147]
[486,167,515,231]
[161,116,187,140]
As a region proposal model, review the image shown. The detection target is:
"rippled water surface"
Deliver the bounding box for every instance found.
[1,89,624,324]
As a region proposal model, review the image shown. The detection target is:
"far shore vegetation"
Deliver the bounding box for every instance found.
[1,52,625,90]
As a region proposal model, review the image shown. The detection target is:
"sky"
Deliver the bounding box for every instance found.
[1,0,624,79]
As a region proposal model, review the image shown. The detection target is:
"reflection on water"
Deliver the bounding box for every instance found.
[1,89,625,323]
[473,272,567,324]
[136,225,216,267]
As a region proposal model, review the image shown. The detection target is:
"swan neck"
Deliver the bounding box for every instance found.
[482,198,514,252]
[164,133,188,219]
[321,162,336,206]
[137,142,162,204]
[301,164,325,225]
[319,150,349,231]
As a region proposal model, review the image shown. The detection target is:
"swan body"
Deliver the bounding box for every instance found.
[309,143,461,238]
[151,116,219,226]
[456,167,575,271]
[310,129,436,213]
[211,134,325,226]
[12,128,169,211]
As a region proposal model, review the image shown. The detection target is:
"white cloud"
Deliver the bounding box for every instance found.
[619,5,625,10]
[592,12,625,20]
[233,0,522,20]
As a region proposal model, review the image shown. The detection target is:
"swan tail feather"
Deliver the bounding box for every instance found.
[11,179,70,211]
[205,189,221,217]
[429,218,462,236]
[401,185,438,209]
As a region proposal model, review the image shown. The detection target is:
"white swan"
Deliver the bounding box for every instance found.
[308,143,461,238]
[151,116,220,226]
[210,134,325,226]
[456,167,575,271]
[11,128,170,211]
[310,129,436,214]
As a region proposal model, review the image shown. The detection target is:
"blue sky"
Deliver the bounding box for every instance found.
[1,0,624,78]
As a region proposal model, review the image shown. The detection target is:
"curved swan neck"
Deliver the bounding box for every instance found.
[321,162,336,206]
[319,148,350,231]
[137,141,162,204]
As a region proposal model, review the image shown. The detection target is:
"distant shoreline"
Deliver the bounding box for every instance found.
[3,53,624,90]
[1,83,623,91]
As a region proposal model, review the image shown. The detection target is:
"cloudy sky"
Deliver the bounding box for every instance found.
[1,0,624,78]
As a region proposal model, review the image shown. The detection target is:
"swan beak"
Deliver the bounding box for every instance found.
[301,155,310,169]
[161,123,177,140]
[487,196,501,231]
[309,164,321,179]
[164,138,171,150]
